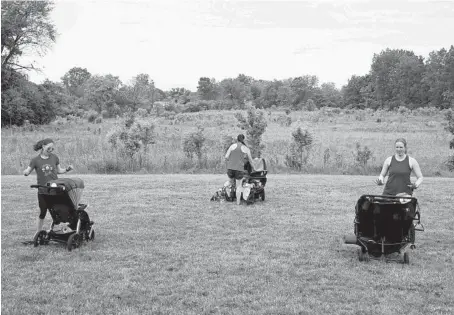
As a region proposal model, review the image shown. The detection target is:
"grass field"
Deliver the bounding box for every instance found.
[1,174,453,314]
[1,108,453,176]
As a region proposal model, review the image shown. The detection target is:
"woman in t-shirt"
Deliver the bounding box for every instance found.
[375,138,423,196]
[225,134,254,205]
[23,138,73,237]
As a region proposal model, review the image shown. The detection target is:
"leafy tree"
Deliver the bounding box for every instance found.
[122,73,156,111]
[61,67,92,97]
[342,74,374,109]
[83,74,122,113]
[370,49,425,108]
[289,75,319,110]
[220,78,249,109]
[316,82,343,107]
[167,87,191,104]
[1,1,56,75]
[423,46,454,109]
[197,77,219,100]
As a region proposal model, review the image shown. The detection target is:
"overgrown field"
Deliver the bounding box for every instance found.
[1,107,453,176]
[1,174,453,314]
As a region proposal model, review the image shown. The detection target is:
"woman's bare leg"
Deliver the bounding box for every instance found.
[235,178,243,205]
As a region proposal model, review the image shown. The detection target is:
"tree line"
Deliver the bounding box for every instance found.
[2,1,454,127]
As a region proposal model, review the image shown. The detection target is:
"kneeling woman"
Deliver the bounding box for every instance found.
[225,134,254,205]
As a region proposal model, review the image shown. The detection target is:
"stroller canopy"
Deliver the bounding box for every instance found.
[47,178,84,209]
[251,158,266,172]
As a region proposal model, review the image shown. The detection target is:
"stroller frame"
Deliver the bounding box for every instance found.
[225,159,267,204]
[344,194,424,264]
[31,178,95,251]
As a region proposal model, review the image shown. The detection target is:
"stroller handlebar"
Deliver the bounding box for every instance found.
[30,184,66,191]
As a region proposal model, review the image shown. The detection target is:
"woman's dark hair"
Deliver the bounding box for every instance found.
[237,134,246,146]
[33,138,54,151]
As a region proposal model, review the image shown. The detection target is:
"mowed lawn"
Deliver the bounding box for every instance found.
[1,174,453,315]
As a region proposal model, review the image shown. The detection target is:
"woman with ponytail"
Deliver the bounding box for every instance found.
[375,138,423,196]
[23,138,74,238]
[224,134,254,205]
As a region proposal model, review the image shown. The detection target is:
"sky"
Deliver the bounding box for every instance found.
[23,0,454,91]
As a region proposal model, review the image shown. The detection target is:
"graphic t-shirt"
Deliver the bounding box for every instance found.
[29,154,60,193]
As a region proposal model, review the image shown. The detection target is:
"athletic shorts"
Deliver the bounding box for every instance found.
[227,169,244,180]
[38,194,50,219]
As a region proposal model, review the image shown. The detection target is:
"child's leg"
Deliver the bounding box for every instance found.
[36,194,48,235]
[235,178,243,205]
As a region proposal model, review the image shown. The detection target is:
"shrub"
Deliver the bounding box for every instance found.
[284,127,313,170]
[447,154,454,172]
[182,125,205,162]
[107,114,156,158]
[305,99,316,111]
[323,148,331,167]
[354,142,373,167]
[234,105,268,157]
[86,110,98,123]
[136,108,148,118]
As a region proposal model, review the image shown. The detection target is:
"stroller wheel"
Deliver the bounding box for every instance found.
[403,252,410,264]
[33,230,48,247]
[260,190,265,201]
[67,233,82,251]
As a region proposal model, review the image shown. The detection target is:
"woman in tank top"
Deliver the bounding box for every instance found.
[375,138,423,196]
[225,134,254,205]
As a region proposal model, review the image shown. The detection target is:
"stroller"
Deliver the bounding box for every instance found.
[344,194,424,264]
[31,178,95,251]
[211,158,267,204]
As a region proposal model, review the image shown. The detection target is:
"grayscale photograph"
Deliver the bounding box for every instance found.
[1,0,454,314]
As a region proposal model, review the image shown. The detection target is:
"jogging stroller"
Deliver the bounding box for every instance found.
[211,158,267,204]
[31,178,95,251]
[344,194,424,264]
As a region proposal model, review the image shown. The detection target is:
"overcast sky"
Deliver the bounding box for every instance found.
[24,0,454,91]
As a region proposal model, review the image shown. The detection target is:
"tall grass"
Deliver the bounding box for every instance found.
[1,108,453,176]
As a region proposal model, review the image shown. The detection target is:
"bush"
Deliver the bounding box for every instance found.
[305,99,316,111]
[182,125,205,161]
[354,142,373,167]
[284,127,313,170]
[86,110,98,123]
[136,108,148,118]
[107,114,156,158]
[234,105,268,157]
[447,154,454,172]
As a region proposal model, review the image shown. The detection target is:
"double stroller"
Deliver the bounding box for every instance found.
[344,194,424,264]
[31,178,95,251]
[211,158,267,204]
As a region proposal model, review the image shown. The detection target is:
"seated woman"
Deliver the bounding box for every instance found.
[375,138,423,196]
[224,134,254,205]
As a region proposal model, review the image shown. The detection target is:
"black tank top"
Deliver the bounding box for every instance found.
[383,155,412,195]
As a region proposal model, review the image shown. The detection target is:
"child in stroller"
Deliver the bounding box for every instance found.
[211,158,267,204]
[31,178,95,251]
